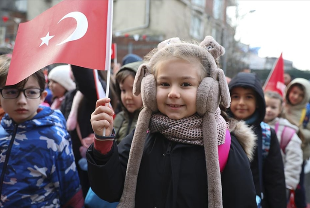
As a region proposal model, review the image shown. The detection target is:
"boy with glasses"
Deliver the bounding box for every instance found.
[0,55,83,207]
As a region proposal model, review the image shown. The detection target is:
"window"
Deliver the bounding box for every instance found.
[190,15,203,40]
[0,27,6,46]
[213,0,224,20]
[192,0,205,7]
[15,0,27,12]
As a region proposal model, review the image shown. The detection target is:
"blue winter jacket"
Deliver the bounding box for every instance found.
[0,106,81,207]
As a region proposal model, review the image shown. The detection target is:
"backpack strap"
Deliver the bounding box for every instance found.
[299,108,306,126]
[260,122,271,159]
[218,129,231,172]
[257,122,272,202]
[303,103,310,128]
[280,126,295,154]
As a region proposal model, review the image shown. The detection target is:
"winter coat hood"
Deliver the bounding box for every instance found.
[228,72,265,124]
[115,61,143,115]
[285,78,310,108]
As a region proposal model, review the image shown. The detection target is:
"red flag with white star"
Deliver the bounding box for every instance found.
[263,53,285,96]
[7,0,113,85]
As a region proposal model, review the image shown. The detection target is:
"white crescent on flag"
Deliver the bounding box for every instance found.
[56,11,88,45]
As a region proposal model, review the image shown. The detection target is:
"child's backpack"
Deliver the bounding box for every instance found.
[274,122,296,154]
[261,121,296,156]
[218,129,231,172]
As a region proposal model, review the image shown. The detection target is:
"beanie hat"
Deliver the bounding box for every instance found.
[117,36,231,208]
[48,65,75,91]
[121,54,142,65]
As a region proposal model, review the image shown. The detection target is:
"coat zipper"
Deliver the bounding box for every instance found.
[0,124,18,196]
[163,142,172,156]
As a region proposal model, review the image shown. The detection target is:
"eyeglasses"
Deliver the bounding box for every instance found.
[0,88,43,99]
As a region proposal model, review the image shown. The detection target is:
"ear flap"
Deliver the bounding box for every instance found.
[196,77,220,116]
[133,64,149,96]
[141,74,158,112]
[199,36,225,60]
[217,69,231,108]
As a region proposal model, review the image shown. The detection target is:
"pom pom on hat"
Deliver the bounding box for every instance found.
[48,65,75,91]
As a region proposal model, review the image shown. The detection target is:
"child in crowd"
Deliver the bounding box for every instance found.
[0,55,83,207]
[86,36,257,207]
[48,64,75,110]
[282,78,310,208]
[264,90,303,200]
[228,72,287,207]
[113,61,143,143]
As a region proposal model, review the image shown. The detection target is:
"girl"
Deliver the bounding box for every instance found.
[87,36,257,207]
[48,64,75,110]
[264,90,303,199]
[282,78,310,208]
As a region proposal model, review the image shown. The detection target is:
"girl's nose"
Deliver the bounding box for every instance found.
[168,86,180,98]
[125,91,132,99]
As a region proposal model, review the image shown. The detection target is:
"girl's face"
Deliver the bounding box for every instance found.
[0,76,47,124]
[264,96,281,123]
[119,75,143,113]
[48,79,66,98]
[230,87,257,120]
[288,86,304,105]
[156,59,200,120]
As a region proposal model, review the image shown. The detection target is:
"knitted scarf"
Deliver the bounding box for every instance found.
[149,112,226,146]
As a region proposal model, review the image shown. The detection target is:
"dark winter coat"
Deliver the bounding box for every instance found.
[228,72,287,208]
[87,130,257,208]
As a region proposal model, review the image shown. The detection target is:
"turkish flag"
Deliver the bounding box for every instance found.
[111,43,116,60]
[263,53,285,96]
[7,0,113,85]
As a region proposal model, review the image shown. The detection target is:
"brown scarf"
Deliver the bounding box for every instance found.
[149,111,227,146]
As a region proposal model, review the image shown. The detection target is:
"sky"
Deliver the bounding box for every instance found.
[228,1,310,70]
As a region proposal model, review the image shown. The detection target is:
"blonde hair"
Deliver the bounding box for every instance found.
[264,90,283,105]
[264,91,283,117]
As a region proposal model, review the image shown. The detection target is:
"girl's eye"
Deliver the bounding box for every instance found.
[159,82,169,87]
[246,96,253,99]
[231,95,239,99]
[181,82,191,87]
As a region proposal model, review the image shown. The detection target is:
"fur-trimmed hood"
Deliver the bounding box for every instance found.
[229,119,257,161]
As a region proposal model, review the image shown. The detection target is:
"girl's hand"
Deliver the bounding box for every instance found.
[91,98,114,136]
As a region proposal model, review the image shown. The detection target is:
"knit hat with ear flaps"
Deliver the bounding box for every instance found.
[48,65,75,91]
[117,36,230,208]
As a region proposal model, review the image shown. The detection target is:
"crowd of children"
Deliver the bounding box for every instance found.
[1,35,310,208]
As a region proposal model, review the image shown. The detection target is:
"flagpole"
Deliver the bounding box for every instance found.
[103,0,114,136]
[263,53,281,90]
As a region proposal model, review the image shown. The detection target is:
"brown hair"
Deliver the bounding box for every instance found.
[0,55,45,90]
[116,69,136,86]
[286,83,304,105]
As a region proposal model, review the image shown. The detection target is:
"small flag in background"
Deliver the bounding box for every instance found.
[263,53,285,96]
[7,0,113,85]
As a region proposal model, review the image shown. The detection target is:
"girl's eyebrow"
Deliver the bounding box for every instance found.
[157,76,197,80]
